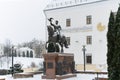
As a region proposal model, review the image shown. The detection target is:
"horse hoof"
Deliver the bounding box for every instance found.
[65,46,69,48]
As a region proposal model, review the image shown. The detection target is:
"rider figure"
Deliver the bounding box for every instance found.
[54,20,61,35]
[49,18,61,41]
[48,18,68,48]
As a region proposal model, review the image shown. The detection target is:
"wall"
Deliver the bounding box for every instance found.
[44,0,120,71]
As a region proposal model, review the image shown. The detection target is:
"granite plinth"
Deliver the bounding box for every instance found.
[56,74,76,79]
[95,78,108,80]
[0,78,5,80]
[14,73,33,79]
[42,53,76,79]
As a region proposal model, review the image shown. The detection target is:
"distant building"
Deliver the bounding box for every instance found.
[0,44,4,56]
[14,47,35,58]
[44,0,120,71]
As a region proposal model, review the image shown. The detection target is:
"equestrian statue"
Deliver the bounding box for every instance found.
[46,18,69,53]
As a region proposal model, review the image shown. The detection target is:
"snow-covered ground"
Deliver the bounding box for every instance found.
[0,74,42,80]
[0,74,107,80]
[64,74,107,80]
[0,57,108,80]
[0,57,44,69]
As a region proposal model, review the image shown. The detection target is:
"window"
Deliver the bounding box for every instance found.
[30,51,33,58]
[23,52,25,57]
[86,36,92,45]
[66,19,71,27]
[86,15,92,24]
[18,53,20,57]
[86,54,92,64]
[66,37,70,45]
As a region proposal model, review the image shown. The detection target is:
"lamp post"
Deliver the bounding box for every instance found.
[11,46,14,77]
[82,45,86,72]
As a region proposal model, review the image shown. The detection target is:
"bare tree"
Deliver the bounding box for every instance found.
[33,41,45,58]
[4,39,12,68]
[30,39,45,58]
[0,56,3,68]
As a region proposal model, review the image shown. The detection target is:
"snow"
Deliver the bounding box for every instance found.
[0,57,108,80]
[0,74,107,80]
[0,57,44,69]
[0,74,42,80]
[64,74,107,80]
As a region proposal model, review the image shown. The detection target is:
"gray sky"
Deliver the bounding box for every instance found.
[0,0,51,44]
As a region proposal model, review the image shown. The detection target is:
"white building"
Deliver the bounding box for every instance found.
[15,47,35,58]
[44,0,120,71]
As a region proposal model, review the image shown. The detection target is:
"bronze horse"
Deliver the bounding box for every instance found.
[46,18,68,53]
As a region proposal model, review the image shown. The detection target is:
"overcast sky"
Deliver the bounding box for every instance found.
[0,0,51,44]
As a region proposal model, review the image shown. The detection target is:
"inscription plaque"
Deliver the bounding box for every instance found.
[47,62,53,69]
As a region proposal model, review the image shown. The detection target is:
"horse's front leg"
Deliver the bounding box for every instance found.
[61,44,64,53]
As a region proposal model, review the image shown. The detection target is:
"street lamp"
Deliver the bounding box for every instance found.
[11,46,14,77]
[82,45,86,72]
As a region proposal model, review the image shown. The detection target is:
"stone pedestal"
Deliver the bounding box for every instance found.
[42,53,76,79]
[95,78,108,80]
[14,73,33,79]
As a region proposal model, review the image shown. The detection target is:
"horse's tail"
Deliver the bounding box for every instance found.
[61,35,69,48]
